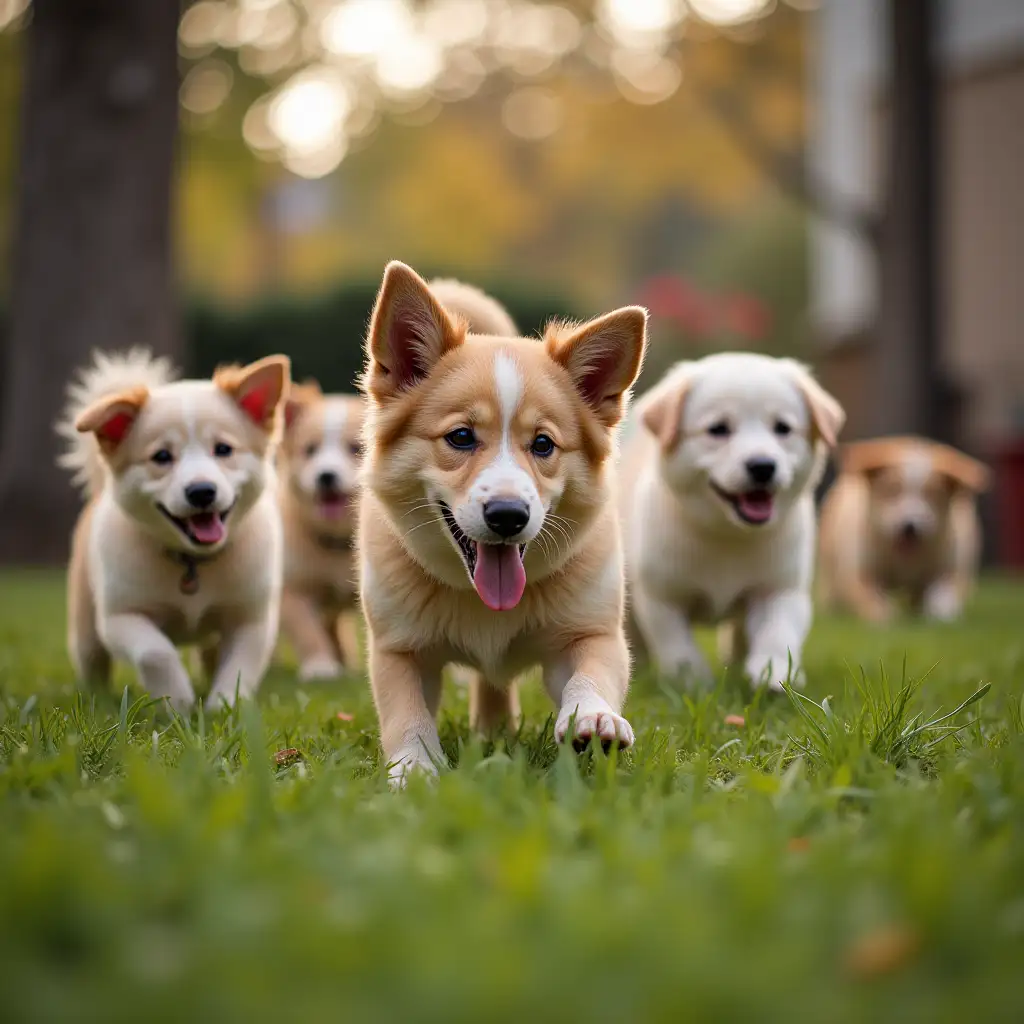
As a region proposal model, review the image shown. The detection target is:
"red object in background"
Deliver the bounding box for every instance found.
[636,275,772,343]
[993,440,1024,569]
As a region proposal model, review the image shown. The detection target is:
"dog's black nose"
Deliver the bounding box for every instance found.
[745,457,777,486]
[185,482,217,510]
[483,498,530,538]
[317,470,339,491]
[900,521,920,541]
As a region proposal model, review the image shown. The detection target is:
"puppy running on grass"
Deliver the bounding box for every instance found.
[818,436,989,623]
[58,349,290,710]
[358,262,647,785]
[277,380,365,680]
[622,353,844,691]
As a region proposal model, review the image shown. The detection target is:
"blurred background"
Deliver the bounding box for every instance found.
[0,0,1020,565]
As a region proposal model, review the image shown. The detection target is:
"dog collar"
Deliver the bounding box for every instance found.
[165,549,220,595]
[315,532,354,554]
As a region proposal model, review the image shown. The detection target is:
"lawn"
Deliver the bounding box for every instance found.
[1,570,1022,1023]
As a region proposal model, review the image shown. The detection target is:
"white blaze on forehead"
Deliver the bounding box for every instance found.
[494,351,523,440]
[321,400,349,450]
[902,449,934,491]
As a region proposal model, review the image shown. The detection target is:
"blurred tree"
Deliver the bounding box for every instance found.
[0,0,181,562]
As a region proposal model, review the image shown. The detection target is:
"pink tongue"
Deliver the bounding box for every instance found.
[472,543,526,611]
[319,496,347,520]
[188,512,225,545]
[737,491,774,524]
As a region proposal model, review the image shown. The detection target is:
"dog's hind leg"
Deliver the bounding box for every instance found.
[469,674,521,735]
[67,513,111,687]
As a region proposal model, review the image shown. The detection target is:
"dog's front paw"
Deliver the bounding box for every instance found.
[386,745,441,791]
[555,700,634,752]
[923,581,962,623]
[657,651,714,689]
[299,655,344,681]
[746,652,804,693]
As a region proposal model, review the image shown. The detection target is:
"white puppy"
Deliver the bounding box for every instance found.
[621,354,844,690]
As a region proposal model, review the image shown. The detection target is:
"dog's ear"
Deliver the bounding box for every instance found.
[546,306,647,428]
[932,445,990,494]
[637,362,696,452]
[842,438,905,477]
[216,355,291,430]
[284,379,322,430]
[365,261,465,399]
[781,360,845,448]
[76,386,149,453]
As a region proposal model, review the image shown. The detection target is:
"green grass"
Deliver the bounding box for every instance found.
[1,571,1023,1023]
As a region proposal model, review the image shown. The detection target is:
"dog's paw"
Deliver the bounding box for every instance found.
[299,656,344,681]
[386,746,441,791]
[555,701,634,752]
[658,652,714,689]
[746,653,804,693]
[923,581,962,622]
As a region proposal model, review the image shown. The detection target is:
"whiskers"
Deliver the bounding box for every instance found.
[534,511,577,564]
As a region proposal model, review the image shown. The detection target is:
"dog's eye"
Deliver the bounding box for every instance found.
[305,443,319,458]
[213,442,233,458]
[151,449,174,466]
[349,442,363,458]
[531,433,555,457]
[774,421,792,437]
[707,421,731,438]
[445,427,477,450]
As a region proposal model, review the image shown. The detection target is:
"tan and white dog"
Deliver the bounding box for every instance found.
[358,262,647,783]
[622,353,844,690]
[277,380,365,680]
[818,436,988,622]
[58,349,290,710]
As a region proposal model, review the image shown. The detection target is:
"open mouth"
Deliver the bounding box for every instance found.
[158,503,233,547]
[711,484,775,526]
[438,501,527,612]
[316,490,349,520]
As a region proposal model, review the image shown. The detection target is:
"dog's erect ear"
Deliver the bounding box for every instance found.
[216,355,291,430]
[366,261,465,398]
[932,445,990,494]
[76,386,149,453]
[546,306,647,428]
[781,360,845,448]
[637,362,696,452]
[284,379,323,430]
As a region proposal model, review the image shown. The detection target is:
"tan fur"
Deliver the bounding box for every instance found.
[277,380,366,679]
[429,278,519,337]
[358,261,647,785]
[818,436,988,622]
[57,350,290,709]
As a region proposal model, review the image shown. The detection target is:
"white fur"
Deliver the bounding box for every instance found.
[456,351,545,545]
[623,353,833,690]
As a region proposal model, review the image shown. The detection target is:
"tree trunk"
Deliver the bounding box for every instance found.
[0,0,182,564]
[874,0,947,440]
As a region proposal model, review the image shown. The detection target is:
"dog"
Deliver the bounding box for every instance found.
[622,353,845,690]
[277,380,365,679]
[58,349,290,709]
[357,262,647,783]
[817,436,988,622]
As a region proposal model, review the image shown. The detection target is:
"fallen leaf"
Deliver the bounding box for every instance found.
[843,924,920,980]
[724,714,745,727]
[336,711,354,722]
[274,748,303,767]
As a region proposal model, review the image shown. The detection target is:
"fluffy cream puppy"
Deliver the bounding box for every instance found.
[621,353,844,690]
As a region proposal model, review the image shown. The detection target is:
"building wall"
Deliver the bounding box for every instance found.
[812,0,1024,447]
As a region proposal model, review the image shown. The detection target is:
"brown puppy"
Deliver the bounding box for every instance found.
[818,436,989,622]
[278,381,365,679]
[358,262,647,785]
